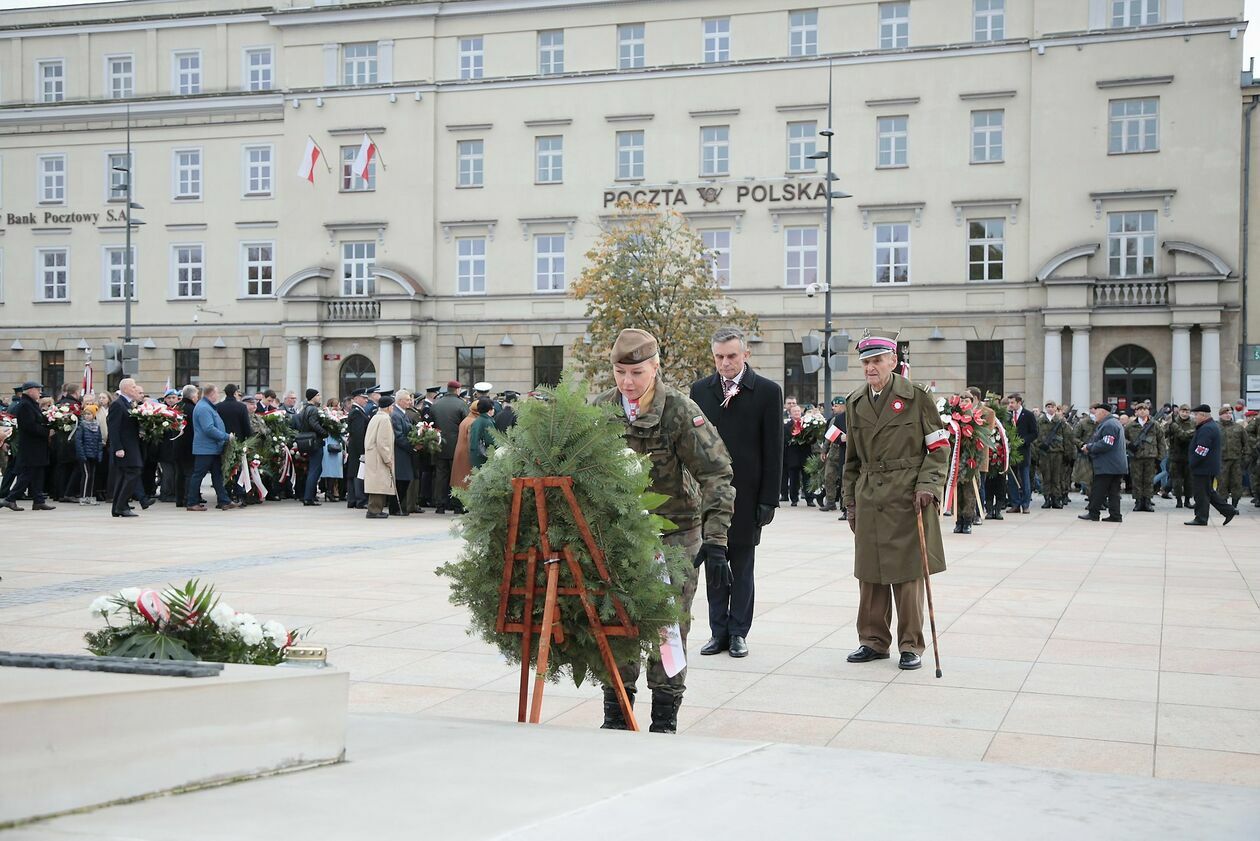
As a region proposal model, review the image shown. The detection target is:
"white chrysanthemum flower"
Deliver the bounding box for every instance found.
[262,620,287,643]
[237,622,264,646]
[89,596,113,616]
[230,612,257,627]
[208,604,236,629]
[118,587,142,602]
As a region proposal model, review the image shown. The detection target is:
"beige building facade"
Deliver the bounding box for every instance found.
[0,0,1248,409]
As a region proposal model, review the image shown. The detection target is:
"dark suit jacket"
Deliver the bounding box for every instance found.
[690,365,783,547]
[346,404,370,463]
[1189,419,1223,476]
[1011,406,1038,459]
[215,396,252,439]
[783,420,810,469]
[11,394,51,468]
[107,395,144,468]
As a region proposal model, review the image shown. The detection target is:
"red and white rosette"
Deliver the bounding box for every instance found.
[135,589,170,626]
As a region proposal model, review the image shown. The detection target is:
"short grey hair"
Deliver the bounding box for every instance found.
[181,384,200,400]
[711,326,747,350]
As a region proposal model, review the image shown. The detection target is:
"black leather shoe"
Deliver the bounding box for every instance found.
[991,509,1004,520]
[1224,508,1238,526]
[1101,515,1123,523]
[728,636,748,658]
[32,502,56,511]
[116,509,139,518]
[847,645,890,663]
[365,512,388,519]
[0,500,21,511]
[700,636,728,656]
[899,652,922,670]
[1184,519,1208,526]
[1042,498,1053,509]
[1078,513,1099,521]
[140,498,153,510]
[303,499,320,506]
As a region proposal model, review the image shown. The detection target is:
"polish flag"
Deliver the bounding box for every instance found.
[82,361,93,396]
[825,424,843,443]
[297,136,321,183]
[353,133,377,180]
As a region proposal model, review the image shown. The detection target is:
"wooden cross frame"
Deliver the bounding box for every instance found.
[495,476,640,730]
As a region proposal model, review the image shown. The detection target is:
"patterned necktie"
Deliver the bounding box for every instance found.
[723,378,736,398]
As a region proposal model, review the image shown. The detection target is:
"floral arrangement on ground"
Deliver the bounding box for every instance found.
[437,374,688,688]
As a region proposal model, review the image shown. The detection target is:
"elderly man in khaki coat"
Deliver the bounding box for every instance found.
[363,393,397,519]
[842,331,948,671]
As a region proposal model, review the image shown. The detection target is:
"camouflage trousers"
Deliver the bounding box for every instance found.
[1038,455,1066,498]
[1252,462,1260,501]
[614,526,701,700]
[823,452,844,508]
[1071,454,1093,489]
[1130,457,1158,499]
[1218,460,1244,501]
[1168,459,1191,500]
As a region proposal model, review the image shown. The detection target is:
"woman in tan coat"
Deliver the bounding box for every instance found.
[363,394,397,519]
[450,400,482,492]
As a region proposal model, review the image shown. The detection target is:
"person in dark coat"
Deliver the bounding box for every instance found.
[431,380,469,514]
[214,384,252,439]
[52,383,84,502]
[1,382,55,511]
[389,392,415,515]
[107,378,150,518]
[344,390,371,509]
[1006,393,1039,513]
[1078,402,1128,523]
[494,391,518,433]
[782,404,809,506]
[174,386,199,506]
[689,327,782,659]
[157,390,183,503]
[297,388,330,505]
[1186,403,1238,526]
[820,397,847,513]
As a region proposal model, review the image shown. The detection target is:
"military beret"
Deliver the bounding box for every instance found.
[831,396,845,405]
[610,328,659,365]
[1190,404,1211,413]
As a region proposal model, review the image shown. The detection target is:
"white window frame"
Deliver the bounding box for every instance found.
[457,139,484,188]
[538,29,565,75]
[459,36,484,80]
[784,226,818,288]
[879,2,910,49]
[171,50,202,95]
[38,153,67,204]
[700,125,730,176]
[970,109,1004,164]
[341,241,376,297]
[342,42,378,86]
[789,9,819,57]
[1107,211,1157,278]
[535,135,564,184]
[102,245,138,301]
[616,130,645,181]
[242,144,274,197]
[170,243,205,300]
[172,148,203,200]
[618,23,646,69]
[967,218,1005,282]
[877,115,908,168]
[241,241,275,297]
[105,54,134,99]
[701,228,732,288]
[787,120,817,173]
[37,59,65,103]
[105,151,133,202]
[534,234,566,293]
[703,18,731,63]
[340,145,375,192]
[36,247,69,302]
[1108,97,1159,154]
[973,0,1005,41]
[456,236,487,295]
[1112,0,1160,27]
[874,223,911,284]
[243,46,274,91]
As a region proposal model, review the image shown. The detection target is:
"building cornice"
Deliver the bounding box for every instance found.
[0,8,269,40]
[0,92,284,128]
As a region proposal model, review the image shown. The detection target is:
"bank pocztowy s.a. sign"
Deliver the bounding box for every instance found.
[6,209,131,225]
[602,181,827,208]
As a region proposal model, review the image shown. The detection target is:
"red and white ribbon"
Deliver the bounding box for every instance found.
[655,552,686,678]
[943,419,962,513]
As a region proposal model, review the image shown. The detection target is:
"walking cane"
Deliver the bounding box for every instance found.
[915,507,943,678]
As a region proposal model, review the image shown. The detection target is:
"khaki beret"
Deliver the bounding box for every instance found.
[610,328,659,365]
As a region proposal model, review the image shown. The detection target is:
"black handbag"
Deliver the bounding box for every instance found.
[327,441,343,454]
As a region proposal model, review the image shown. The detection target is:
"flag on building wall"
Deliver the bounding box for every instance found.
[353,133,378,180]
[297,136,323,183]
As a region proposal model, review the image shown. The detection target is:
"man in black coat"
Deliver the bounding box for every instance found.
[214,384,252,439]
[1006,393,1039,513]
[1186,403,1237,526]
[52,382,84,502]
[782,404,810,506]
[107,378,150,517]
[174,386,199,506]
[431,380,469,514]
[689,327,782,658]
[1,382,55,511]
[344,389,371,509]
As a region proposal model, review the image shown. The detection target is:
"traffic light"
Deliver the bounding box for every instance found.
[801,333,850,375]
[103,343,122,377]
[102,342,140,377]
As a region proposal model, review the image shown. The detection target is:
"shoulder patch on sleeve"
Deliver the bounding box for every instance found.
[692,415,706,427]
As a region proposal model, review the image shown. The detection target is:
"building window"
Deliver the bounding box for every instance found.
[243,348,269,393]
[38,60,65,103]
[971,109,1004,163]
[879,2,910,49]
[966,340,1004,397]
[1108,98,1158,154]
[242,242,274,296]
[784,226,818,288]
[538,30,564,75]
[533,346,564,388]
[342,43,378,85]
[616,130,645,180]
[874,223,910,284]
[103,246,137,300]
[457,139,484,187]
[41,351,65,394]
[877,116,908,168]
[534,234,565,292]
[787,121,817,172]
[1107,211,1157,278]
[341,241,376,296]
[174,349,200,388]
[457,237,486,294]
[459,37,484,80]
[107,152,132,201]
[789,9,818,57]
[973,0,1005,41]
[243,145,273,196]
[173,50,201,95]
[1112,0,1160,27]
[967,219,1004,281]
[783,343,819,405]
[340,145,375,191]
[701,229,731,288]
[38,154,66,204]
[173,149,202,199]
[38,248,69,300]
[457,346,485,389]
[172,245,204,299]
[700,125,730,176]
[244,47,273,91]
[107,55,134,99]
[703,18,730,62]
[618,23,645,69]
[535,135,563,184]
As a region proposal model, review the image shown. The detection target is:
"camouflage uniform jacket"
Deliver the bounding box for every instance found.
[595,377,735,547]
[1221,419,1248,461]
[1248,415,1260,465]
[1166,416,1195,462]
[1125,418,1166,460]
[1036,415,1074,455]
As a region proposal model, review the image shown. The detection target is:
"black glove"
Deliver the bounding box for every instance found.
[693,543,733,588]
[756,503,777,528]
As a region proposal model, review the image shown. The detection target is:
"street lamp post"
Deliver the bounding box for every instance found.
[113,106,144,347]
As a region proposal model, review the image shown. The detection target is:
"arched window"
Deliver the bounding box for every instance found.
[338,354,376,400]
[1102,344,1156,411]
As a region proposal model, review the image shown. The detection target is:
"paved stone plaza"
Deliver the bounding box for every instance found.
[2,498,1260,788]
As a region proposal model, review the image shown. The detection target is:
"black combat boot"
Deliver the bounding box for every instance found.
[649,693,682,734]
[1051,497,1063,509]
[1042,496,1053,509]
[600,687,635,730]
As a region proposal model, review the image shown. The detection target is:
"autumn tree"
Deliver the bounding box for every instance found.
[570,201,759,391]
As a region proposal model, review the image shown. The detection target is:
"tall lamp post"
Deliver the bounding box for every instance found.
[112,105,145,346]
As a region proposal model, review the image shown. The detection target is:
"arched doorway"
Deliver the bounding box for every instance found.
[339,354,376,399]
[1102,344,1156,411]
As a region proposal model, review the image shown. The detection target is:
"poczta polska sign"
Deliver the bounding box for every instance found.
[602,181,827,208]
[5,209,131,225]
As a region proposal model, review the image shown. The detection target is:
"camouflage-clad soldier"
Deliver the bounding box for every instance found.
[1165,404,1195,508]
[820,396,846,513]
[1071,412,1096,493]
[1247,411,1260,508]
[1218,405,1248,507]
[593,328,736,734]
[1035,402,1074,508]
[1125,400,1166,512]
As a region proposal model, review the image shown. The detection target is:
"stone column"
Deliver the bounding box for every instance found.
[378,338,395,391]
[285,338,302,398]
[305,337,323,396]
[1170,324,1192,406]
[1070,327,1091,411]
[399,338,418,393]
[1200,326,1222,409]
[1042,328,1063,405]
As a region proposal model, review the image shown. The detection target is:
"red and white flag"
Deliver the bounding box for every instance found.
[297,136,322,183]
[82,360,93,396]
[825,424,843,443]
[353,133,377,180]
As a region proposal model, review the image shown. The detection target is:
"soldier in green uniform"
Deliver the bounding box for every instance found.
[593,328,736,734]
[842,331,948,672]
[1218,404,1249,508]
[820,397,846,513]
[1071,410,1096,495]
[1125,400,1166,512]
[1165,404,1195,508]
[1036,402,1073,508]
[1247,410,1260,508]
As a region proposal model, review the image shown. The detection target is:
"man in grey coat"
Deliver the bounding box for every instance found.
[1079,402,1128,523]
